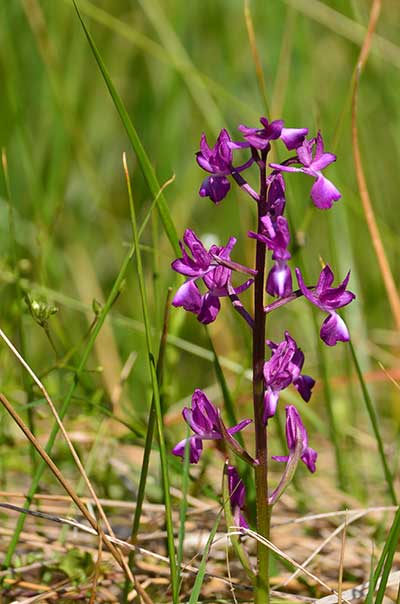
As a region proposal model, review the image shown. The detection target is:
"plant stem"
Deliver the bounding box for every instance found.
[253,151,270,603]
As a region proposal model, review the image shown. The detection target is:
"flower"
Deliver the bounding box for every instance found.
[263,332,315,422]
[270,132,341,209]
[238,117,283,150]
[272,405,317,473]
[248,215,292,297]
[196,129,233,203]
[235,117,308,153]
[295,265,355,346]
[172,229,253,324]
[172,390,251,464]
[227,465,248,528]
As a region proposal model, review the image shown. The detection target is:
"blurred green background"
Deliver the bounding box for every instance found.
[1,0,400,500]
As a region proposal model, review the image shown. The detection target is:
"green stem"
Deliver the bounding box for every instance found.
[123,155,178,602]
[1,150,37,476]
[122,290,172,603]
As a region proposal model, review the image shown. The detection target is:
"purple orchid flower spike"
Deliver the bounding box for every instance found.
[227,465,248,528]
[272,405,317,473]
[172,389,252,464]
[296,265,356,346]
[249,215,292,297]
[172,229,253,325]
[263,331,315,422]
[270,132,341,209]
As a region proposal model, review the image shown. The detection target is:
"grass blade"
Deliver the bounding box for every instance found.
[123,289,173,601]
[72,0,180,257]
[349,341,397,505]
[123,153,178,602]
[177,428,191,584]
[374,507,400,604]
[188,511,222,604]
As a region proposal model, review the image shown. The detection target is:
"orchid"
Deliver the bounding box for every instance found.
[234,117,308,153]
[172,389,251,464]
[172,229,253,324]
[263,331,315,422]
[271,132,341,209]
[296,265,355,346]
[272,405,317,473]
[196,129,254,203]
[171,115,354,602]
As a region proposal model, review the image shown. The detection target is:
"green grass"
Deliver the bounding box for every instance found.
[0,0,400,601]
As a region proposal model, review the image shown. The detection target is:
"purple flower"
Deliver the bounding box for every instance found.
[196,129,233,203]
[235,117,308,154]
[172,390,251,464]
[272,405,317,473]
[296,265,355,346]
[249,215,292,297]
[172,229,253,324]
[237,117,284,150]
[263,332,315,422]
[227,465,248,528]
[270,132,341,209]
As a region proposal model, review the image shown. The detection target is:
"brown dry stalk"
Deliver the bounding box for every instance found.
[0,332,157,602]
[90,535,103,604]
[0,393,131,579]
[0,329,138,580]
[239,527,353,604]
[351,0,400,330]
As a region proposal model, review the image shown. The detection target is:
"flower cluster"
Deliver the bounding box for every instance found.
[170,115,356,529]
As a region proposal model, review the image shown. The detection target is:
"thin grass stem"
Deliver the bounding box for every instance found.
[123,154,178,602]
[123,289,173,602]
[349,341,397,505]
